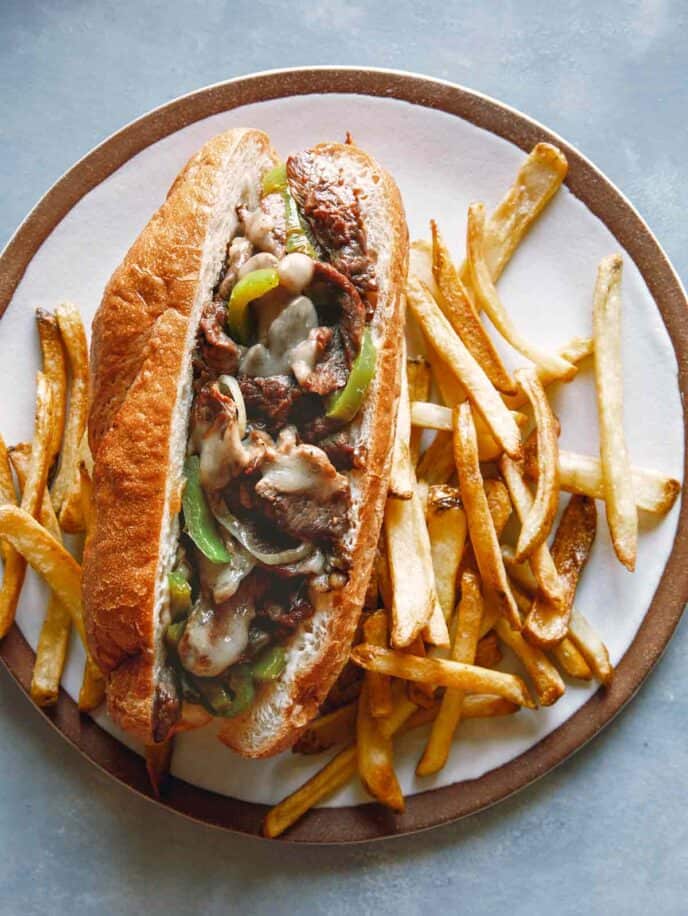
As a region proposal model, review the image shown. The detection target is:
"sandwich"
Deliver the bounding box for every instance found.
[82,128,408,757]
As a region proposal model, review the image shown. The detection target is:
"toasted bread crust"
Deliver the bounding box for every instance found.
[84,133,408,751]
[83,129,277,737]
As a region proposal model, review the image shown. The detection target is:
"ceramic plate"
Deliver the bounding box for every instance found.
[1,67,686,842]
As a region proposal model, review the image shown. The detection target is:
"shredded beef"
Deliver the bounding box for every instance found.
[287,151,376,294]
[299,326,349,396]
[198,301,243,377]
[318,432,359,470]
[311,261,365,365]
[238,374,302,430]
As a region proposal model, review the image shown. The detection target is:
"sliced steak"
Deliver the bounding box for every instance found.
[238,373,302,431]
[198,300,243,376]
[287,151,376,294]
[310,260,365,365]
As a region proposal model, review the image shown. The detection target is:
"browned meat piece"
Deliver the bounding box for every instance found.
[198,300,244,376]
[253,430,351,549]
[238,373,303,430]
[287,151,376,293]
[311,260,365,365]
[318,432,359,470]
[299,326,349,397]
[152,667,181,743]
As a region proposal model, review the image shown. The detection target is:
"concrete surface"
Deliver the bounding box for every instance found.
[0,1,686,913]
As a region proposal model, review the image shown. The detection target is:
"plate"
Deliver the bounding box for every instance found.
[1,67,686,843]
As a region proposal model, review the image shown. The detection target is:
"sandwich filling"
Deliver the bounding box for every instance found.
[160,153,378,727]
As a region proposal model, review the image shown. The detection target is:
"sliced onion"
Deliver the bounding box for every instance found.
[210,495,315,567]
[218,374,247,437]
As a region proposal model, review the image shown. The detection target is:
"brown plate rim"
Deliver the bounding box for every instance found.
[1,66,686,844]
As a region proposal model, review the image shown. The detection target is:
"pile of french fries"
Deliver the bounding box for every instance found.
[0,305,104,711]
[263,143,681,837]
[0,144,680,837]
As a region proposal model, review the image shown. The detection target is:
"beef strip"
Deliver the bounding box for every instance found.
[298,326,349,396]
[310,261,365,365]
[217,236,254,300]
[238,373,303,431]
[253,431,351,551]
[197,300,244,377]
[287,151,376,294]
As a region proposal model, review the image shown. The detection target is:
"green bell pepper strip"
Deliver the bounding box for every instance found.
[227,268,280,343]
[168,571,191,619]
[194,665,255,717]
[262,162,288,196]
[282,189,316,257]
[326,329,377,423]
[251,645,286,682]
[182,456,232,564]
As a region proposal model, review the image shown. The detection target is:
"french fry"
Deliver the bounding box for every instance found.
[52,302,89,533]
[483,478,513,538]
[500,458,567,610]
[403,636,436,708]
[145,740,174,799]
[407,277,522,458]
[11,444,74,707]
[293,702,358,754]
[409,239,438,296]
[411,401,527,441]
[385,492,434,647]
[475,632,503,669]
[527,495,597,648]
[507,569,593,681]
[512,368,560,559]
[504,337,593,409]
[0,377,54,639]
[494,617,564,706]
[364,612,393,718]
[458,143,569,294]
[551,637,593,681]
[0,436,24,641]
[407,356,431,465]
[422,597,451,648]
[389,344,414,500]
[417,569,484,775]
[568,608,614,686]
[268,688,520,835]
[356,682,404,811]
[416,430,455,485]
[351,645,535,708]
[523,436,680,515]
[0,505,85,644]
[453,403,520,629]
[592,255,637,570]
[431,220,516,394]
[36,309,68,476]
[264,745,359,837]
[426,485,466,621]
[466,202,575,379]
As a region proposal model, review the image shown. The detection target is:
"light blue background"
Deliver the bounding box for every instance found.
[1,2,686,914]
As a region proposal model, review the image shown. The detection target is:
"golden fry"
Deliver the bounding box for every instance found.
[483,478,513,538]
[512,368,560,560]
[568,609,614,685]
[364,612,393,718]
[592,255,637,570]
[403,636,436,708]
[293,703,358,755]
[385,492,434,647]
[351,645,535,708]
[494,617,565,706]
[467,203,575,378]
[523,436,680,515]
[417,569,484,775]
[356,682,404,811]
[426,485,466,621]
[454,403,520,629]
[389,344,414,500]
[52,302,89,532]
[407,356,431,465]
[416,430,455,485]
[500,457,567,615]
[475,632,503,669]
[458,142,569,294]
[504,337,593,409]
[36,309,68,475]
[407,277,522,458]
[0,505,85,643]
[431,220,516,394]
[526,495,596,648]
